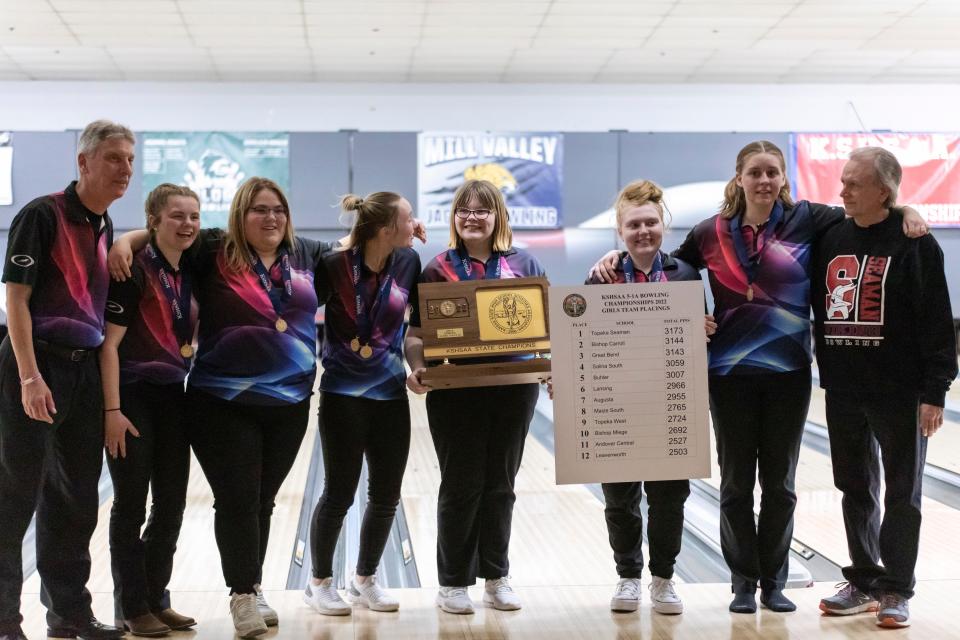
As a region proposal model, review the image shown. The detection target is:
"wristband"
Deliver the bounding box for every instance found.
[20,373,42,386]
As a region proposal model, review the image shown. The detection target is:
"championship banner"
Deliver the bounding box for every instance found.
[418,132,563,229]
[142,132,289,228]
[0,132,12,206]
[793,133,960,228]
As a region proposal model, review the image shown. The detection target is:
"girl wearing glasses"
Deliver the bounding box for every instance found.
[109,177,333,639]
[405,179,546,615]
[99,184,201,637]
[303,192,420,616]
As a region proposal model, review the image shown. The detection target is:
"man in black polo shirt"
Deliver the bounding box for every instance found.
[0,120,134,640]
[813,147,957,629]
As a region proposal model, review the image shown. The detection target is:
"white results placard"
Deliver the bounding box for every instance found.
[549,281,710,485]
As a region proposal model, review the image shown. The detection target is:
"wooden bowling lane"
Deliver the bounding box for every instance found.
[22,580,960,639]
[401,392,619,589]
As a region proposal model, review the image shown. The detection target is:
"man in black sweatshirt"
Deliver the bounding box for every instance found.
[812,146,957,629]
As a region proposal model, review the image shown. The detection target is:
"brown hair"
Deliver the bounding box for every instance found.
[144,183,200,235]
[720,140,794,219]
[223,177,296,272]
[340,192,404,251]
[447,179,513,252]
[614,179,672,228]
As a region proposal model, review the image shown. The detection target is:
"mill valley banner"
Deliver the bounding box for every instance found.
[418,132,564,229]
[142,132,290,228]
[793,132,960,228]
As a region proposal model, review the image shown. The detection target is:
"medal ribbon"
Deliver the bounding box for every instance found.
[729,199,784,289]
[622,251,666,283]
[250,248,293,319]
[351,245,395,351]
[447,248,503,281]
[145,243,193,359]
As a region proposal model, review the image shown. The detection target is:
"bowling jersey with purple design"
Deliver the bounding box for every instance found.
[317,246,421,401]
[673,200,843,376]
[105,240,199,386]
[585,251,700,285]
[187,230,330,405]
[2,181,112,349]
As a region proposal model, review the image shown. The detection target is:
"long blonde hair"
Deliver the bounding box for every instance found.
[720,140,794,219]
[339,191,403,251]
[223,177,296,272]
[447,179,513,252]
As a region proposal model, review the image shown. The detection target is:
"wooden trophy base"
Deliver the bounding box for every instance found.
[420,358,552,390]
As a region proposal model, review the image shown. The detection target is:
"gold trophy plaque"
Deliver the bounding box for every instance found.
[418,276,551,390]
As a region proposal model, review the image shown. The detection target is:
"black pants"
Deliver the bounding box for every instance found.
[601,480,690,580]
[188,388,309,595]
[0,338,103,631]
[310,392,410,578]
[426,383,538,587]
[107,381,190,620]
[825,390,925,599]
[708,367,810,593]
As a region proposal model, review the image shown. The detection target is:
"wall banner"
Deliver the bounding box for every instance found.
[418,132,563,229]
[0,132,12,206]
[142,132,289,228]
[793,132,960,228]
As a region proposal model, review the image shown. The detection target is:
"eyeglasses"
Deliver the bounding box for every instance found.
[454,208,492,220]
[248,206,287,217]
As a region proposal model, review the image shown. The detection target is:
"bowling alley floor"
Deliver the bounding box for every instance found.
[22,580,959,639]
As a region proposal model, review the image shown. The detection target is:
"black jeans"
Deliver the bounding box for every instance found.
[825,390,926,599]
[601,480,690,580]
[310,392,410,578]
[708,367,810,593]
[0,338,103,631]
[188,388,309,595]
[426,383,538,587]
[107,381,190,620]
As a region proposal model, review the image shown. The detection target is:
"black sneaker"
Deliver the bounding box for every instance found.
[47,618,124,640]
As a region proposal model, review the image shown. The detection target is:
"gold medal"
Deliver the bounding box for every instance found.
[359,344,373,359]
[180,344,194,358]
[746,285,754,302]
[275,318,288,332]
[350,337,361,352]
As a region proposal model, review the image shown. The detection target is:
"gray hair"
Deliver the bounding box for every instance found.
[849,146,902,208]
[77,119,135,157]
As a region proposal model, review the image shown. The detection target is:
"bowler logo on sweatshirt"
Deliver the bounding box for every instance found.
[824,254,890,346]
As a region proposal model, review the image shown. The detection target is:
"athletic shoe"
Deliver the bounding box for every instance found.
[483,577,522,611]
[649,576,683,614]
[348,575,400,612]
[303,578,352,616]
[729,592,757,614]
[436,586,475,614]
[819,582,879,616]
[610,578,641,612]
[253,584,278,626]
[876,593,910,628]
[229,593,267,639]
[760,588,796,612]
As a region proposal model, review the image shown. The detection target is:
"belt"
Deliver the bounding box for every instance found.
[35,339,95,362]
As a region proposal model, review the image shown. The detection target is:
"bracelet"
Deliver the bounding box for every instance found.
[104,408,121,413]
[20,373,42,386]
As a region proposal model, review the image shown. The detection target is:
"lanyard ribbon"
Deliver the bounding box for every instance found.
[622,252,666,283]
[145,243,193,357]
[729,200,784,287]
[351,245,394,348]
[447,248,503,281]
[250,248,293,318]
